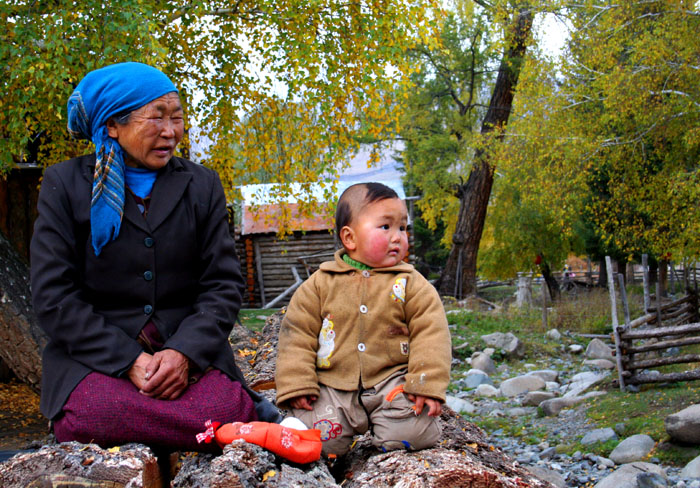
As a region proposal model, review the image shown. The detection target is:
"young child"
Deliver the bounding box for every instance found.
[275,182,452,456]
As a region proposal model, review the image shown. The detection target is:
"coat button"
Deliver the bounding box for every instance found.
[144,237,154,248]
[359,305,368,314]
[144,271,153,281]
[362,270,370,278]
[358,343,366,352]
[144,304,153,314]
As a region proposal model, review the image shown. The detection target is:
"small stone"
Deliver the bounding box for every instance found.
[540,447,557,460]
[569,344,584,353]
[546,329,562,341]
[637,472,669,488]
[522,391,556,406]
[445,395,476,414]
[475,384,499,397]
[581,427,617,445]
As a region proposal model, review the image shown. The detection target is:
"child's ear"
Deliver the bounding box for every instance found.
[339,226,356,251]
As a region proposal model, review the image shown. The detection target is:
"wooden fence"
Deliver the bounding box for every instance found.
[608,254,700,389]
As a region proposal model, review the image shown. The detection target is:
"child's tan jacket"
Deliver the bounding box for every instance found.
[275,250,451,408]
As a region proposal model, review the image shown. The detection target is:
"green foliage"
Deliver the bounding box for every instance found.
[494,1,700,269]
[1,0,442,233]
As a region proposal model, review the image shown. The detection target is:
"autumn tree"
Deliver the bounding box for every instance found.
[400,0,538,297]
[491,0,700,286]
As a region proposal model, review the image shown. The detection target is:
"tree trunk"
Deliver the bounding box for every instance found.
[0,230,46,392]
[540,259,560,302]
[659,259,669,298]
[438,6,534,297]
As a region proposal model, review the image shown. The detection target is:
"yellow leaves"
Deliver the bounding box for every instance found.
[262,470,277,481]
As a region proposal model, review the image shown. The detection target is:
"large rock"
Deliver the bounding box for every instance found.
[609,434,655,464]
[581,428,618,445]
[172,439,336,487]
[586,338,615,361]
[528,370,559,382]
[480,332,525,358]
[583,359,616,370]
[461,368,493,388]
[499,374,546,397]
[522,391,556,407]
[561,371,609,398]
[539,391,606,417]
[445,395,476,414]
[476,384,500,397]
[665,404,700,444]
[471,352,497,374]
[527,465,566,488]
[345,447,552,488]
[0,442,161,487]
[592,462,666,488]
[680,454,700,478]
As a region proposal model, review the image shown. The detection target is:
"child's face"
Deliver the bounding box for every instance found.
[344,197,409,268]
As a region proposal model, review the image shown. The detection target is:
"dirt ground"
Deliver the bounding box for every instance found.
[0,380,49,450]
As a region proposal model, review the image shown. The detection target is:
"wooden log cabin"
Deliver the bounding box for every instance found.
[232,180,412,309]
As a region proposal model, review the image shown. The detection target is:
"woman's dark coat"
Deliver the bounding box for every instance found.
[31,154,265,420]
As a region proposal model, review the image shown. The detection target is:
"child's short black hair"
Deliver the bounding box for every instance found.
[335,182,400,237]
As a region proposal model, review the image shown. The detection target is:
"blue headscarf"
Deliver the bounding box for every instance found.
[67,62,178,255]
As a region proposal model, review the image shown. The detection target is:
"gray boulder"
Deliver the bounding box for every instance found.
[499,374,546,397]
[586,338,615,361]
[609,434,655,464]
[562,371,609,398]
[522,391,556,407]
[539,391,606,416]
[665,404,700,444]
[581,427,618,445]
[592,462,666,488]
[460,369,493,389]
[475,384,499,397]
[528,369,559,382]
[527,465,566,488]
[681,454,700,478]
[480,332,525,358]
[445,395,476,414]
[584,359,616,370]
[569,344,584,354]
[471,352,497,374]
[636,472,668,488]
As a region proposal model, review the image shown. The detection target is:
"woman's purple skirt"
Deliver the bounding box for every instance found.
[53,369,257,452]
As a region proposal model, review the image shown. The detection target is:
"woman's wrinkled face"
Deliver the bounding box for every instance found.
[106,92,184,170]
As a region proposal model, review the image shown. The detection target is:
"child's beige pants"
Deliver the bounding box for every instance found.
[291,370,441,456]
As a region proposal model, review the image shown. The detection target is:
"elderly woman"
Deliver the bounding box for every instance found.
[30,62,279,453]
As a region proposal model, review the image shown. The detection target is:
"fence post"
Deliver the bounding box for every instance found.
[606,256,626,391]
[541,281,548,330]
[642,254,650,315]
[618,273,630,327]
[655,282,663,326]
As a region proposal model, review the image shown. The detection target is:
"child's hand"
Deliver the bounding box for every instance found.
[406,394,442,417]
[289,395,317,411]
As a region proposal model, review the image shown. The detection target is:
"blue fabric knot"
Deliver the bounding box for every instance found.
[125,166,158,199]
[66,62,178,255]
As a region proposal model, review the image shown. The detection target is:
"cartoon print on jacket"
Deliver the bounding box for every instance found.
[316,314,336,368]
[391,277,407,303]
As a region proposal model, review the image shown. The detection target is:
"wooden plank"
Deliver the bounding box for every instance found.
[623,354,700,370]
[625,368,700,385]
[624,335,700,354]
[254,240,266,308]
[642,254,650,314]
[621,322,700,340]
